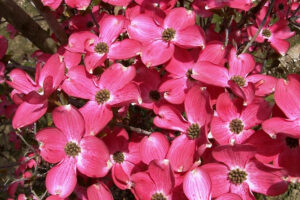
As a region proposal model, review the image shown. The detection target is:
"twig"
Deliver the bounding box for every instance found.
[240,0,275,54]
[115,123,152,135]
[286,0,292,19]
[225,15,234,47]
[0,162,20,169]
[40,190,48,200]
[90,12,100,34]
[6,59,35,72]
[0,155,37,169]
[15,130,35,152]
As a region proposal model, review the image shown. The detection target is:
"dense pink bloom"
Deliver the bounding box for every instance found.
[247,7,295,55]
[160,43,225,104]
[131,159,175,200]
[7,54,65,129]
[211,93,272,145]
[202,145,288,199]
[102,128,143,190]
[87,182,114,200]
[154,86,212,172]
[36,105,110,198]
[216,193,242,200]
[68,15,141,73]
[246,130,300,179]
[62,63,140,136]
[183,167,212,200]
[192,47,257,104]
[134,61,165,111]
[128,7,205,66]
[263,74,300,138]
[139,132,170,165]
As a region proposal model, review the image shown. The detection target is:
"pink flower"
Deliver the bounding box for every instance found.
[128,7,205,66]
[192,47,257,104]
[154,86,212,172]
[62,63,140,136]
[134,62,166,111]
[202,145,288,199]
[69,15,141,73]
[102,128,143,190]
[211,93,272,145]
[7,54,65,129]
[247,7,295,56]
[160,43,225,104]
[36,105,110,198]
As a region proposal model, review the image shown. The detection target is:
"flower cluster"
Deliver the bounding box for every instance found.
[1,0,300,199]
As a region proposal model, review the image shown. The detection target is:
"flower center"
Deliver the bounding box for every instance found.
[149,90,161,101]
[162,28,176,42]
[94,42,109,54]
[187,123,201,139]
[186,69,195,81]
[228,168,247,184]
[229,119,244,134]
[152,193,167,200]
[262,29,271,38]
[113,151,125,163]
[95,89,110,104]
[285,137,299,149]
[64,142,81,157]
[230,75,246,87]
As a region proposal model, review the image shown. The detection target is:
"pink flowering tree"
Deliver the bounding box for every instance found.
[0,0,300,199]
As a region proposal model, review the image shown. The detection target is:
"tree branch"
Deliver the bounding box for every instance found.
[30,0,68,45]
[115,123,152,135]
[0,0,56,53]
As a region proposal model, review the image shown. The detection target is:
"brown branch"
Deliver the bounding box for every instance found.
[115,123,152,135]
[6,59,35,73]
[0,0,56,53]
[30,0,68,45]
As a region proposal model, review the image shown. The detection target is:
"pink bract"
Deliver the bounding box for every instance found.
[36,105,110,198]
